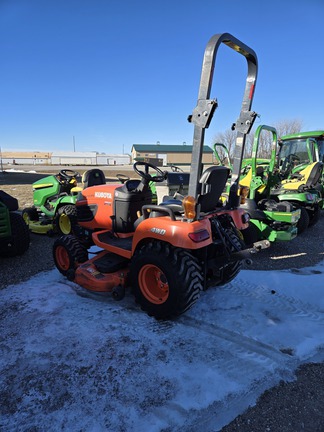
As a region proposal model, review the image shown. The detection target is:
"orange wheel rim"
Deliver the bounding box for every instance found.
[55,245,70,271]
[139,264,169,304]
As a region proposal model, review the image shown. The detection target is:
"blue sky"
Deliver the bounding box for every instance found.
[0,0,323,154]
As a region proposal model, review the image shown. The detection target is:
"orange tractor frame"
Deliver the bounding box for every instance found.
[53,33,268,319]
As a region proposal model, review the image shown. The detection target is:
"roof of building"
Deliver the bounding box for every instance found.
[132,144,213,153]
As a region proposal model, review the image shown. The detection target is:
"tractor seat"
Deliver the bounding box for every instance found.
[304,162,323,188]
[82,169,106,188]
[198,166,230,212]
[280,162,323,191]
[159,166,230,214]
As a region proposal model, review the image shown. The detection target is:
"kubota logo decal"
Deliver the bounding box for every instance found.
[94,191,112,199]
[151,228,166,235]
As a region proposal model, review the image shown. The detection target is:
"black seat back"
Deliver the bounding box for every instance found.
[198,166,230,212]
[305,162,323,188]
[82,169,106,188]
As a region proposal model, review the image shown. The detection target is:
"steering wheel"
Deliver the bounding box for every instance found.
[281,154,300,176]
[133,161,166,182]
[116,173,130,184]
[59,169,79,180]
[170,165,184,173]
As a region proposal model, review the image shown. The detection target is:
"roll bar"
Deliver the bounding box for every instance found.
[188,33,258,208]
[252,124,277,175]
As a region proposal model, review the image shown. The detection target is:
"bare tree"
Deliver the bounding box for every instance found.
[275,118,303,138]
[212,118,303,162]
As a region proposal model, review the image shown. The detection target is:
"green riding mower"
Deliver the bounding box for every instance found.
[213,125,301,243]
[275,130,324,227]
[0,190,30,257]
[271,131,323,232]
[22,169,82,235]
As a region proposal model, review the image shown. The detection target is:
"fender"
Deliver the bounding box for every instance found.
[132,216,213,252]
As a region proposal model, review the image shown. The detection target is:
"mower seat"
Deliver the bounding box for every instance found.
[198,166,230,212]
[82,169,106,188]
[280,162,323,191]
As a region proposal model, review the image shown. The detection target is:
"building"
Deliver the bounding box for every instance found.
[96,153,130,165]
[1,151,51,165]
[131,144,214,166]
[1,151,130,166]
[51,151,97,165]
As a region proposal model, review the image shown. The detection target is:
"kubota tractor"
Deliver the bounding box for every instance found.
[53,33,269,319]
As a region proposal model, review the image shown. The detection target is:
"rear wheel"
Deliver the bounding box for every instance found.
[297,207,309,234]
[308,206,321,227]
[130,241,203,319]
[53,235,88,276]
[55,205,77,235]
[216,228,243,287]
[1,212,30,257]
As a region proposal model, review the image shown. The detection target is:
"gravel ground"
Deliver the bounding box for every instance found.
[1,168,324,431]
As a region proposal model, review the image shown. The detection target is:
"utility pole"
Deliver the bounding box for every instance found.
[0,146,3,172]
[73,136,76,152]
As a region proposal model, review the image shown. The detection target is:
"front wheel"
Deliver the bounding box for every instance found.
[53,235,88,276]
[130,241,203,319]
[22,207,39,225]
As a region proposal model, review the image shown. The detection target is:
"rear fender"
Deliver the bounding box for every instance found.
[56,195,78,206]
[132,216,213,253]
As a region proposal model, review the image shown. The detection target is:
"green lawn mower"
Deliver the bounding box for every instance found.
[213,125,301,243]
[271,131,323,231]
[0,190,30,257]
[22,169,81,235]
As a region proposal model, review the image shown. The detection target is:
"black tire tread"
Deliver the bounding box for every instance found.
[1,212,30,257]
[53,234,88,275]
[130,241,203,319]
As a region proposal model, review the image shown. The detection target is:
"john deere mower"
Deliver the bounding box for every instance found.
[274,131,324,227]
[22,169,81,235]
[0,190,30,257]
[53,33,269,319]
[213,125,301,243]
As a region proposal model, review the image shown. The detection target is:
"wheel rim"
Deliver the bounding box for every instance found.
[59,213,71,234]
[22,213,30,225]
[138,264,169,304]
[55,245,71,271]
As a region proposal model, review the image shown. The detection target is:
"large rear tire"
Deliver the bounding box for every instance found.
[55,205,77,235]
[130,241,203,319]
[308,206,321,227]
[1,212,30,257]
[53,235,88,276]
[297,207,309,234]
[215,228,243,287]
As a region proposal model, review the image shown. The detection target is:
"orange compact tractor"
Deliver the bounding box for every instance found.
[53,33,268,319]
